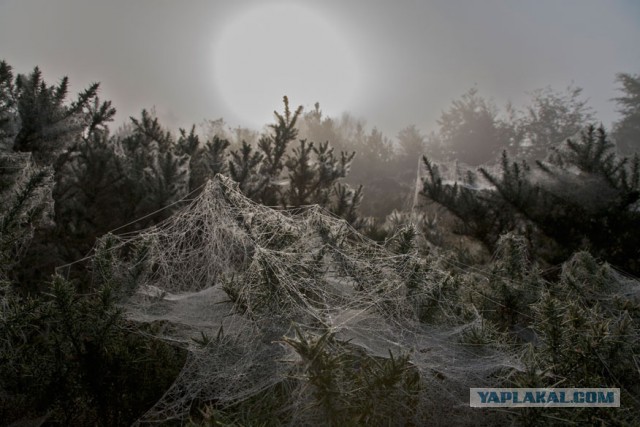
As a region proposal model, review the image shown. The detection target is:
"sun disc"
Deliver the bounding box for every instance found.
[211,2,362,128]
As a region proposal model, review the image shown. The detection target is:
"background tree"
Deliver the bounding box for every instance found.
[298,107,404,220]
[396,125,426,176]
[298,102,348,153]
[612,72,640,155]
[122,110,189,222]
[256,96,304,205]
[508,85,594,161]
[428,85,594,165]
[434,88,505,166]
[348,127,403,219]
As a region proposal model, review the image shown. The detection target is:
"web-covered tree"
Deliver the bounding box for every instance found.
[420,155,518,251]
[527,126,640,270]
[612,72,640,155]
[422,125,640,274]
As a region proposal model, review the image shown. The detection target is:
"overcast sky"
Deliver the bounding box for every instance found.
[1,0,639,138]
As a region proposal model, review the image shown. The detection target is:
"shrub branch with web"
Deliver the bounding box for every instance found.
[86,174,521,425]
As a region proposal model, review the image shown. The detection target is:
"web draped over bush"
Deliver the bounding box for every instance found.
[89,174,519,425]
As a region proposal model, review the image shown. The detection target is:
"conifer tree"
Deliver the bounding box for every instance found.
[176,124,231,193]
[228,140,266,199]
[422,125,640,273]
[227,96,364,223]
[0,61,117,281]
[54,108,190,268]
[256,96,303,205]
[228,97,301,204]
[331,182,364,225]
[0,153,52,282]
[284,140,355,208]
[176,125,202,192]
[111,110,190,226]
[0,61,19,151]
[421,155,515,250]
[54,129,126,260]
[11,66,107,165]
[202,135,230,176]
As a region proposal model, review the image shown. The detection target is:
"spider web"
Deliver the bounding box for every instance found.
[93,174,521,425]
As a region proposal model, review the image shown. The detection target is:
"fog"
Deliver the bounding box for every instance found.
[1,0,638,136]
[3,2,640,425]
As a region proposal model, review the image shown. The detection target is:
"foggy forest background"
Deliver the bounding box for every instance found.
[1,56,640,426]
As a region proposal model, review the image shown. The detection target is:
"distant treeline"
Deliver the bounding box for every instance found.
[1,60,639,280]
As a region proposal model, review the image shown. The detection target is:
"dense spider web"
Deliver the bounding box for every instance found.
[93,175,521,425]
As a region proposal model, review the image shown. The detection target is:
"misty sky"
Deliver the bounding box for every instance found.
[1,0,639,137]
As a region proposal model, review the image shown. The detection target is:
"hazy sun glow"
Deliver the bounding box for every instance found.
[211,2,362,128]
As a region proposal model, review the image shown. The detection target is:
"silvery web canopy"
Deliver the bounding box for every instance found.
[92,175,520,425]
